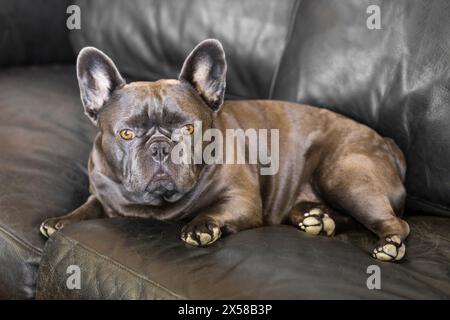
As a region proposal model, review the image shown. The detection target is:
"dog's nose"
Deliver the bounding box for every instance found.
[150,140,170,163]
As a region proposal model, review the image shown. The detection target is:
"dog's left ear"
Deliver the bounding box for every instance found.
[179,39,227,111]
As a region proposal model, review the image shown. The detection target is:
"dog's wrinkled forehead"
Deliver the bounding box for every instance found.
[99,79,211,131]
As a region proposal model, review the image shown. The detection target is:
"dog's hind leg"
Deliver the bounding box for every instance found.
[40,195,105,238]
[330,193,409,262]
[317,154,410,262]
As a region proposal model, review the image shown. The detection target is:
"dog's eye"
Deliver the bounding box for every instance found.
[119,129,135,140]
[182,124,195,135]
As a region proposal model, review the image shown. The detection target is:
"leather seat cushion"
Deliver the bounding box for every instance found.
[0,66,96,299]
[36,215,450,299]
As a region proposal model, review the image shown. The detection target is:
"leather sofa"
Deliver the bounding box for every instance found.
[1,0,449,299]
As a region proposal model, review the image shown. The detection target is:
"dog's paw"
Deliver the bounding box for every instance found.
[298,208,335,237]
[372,235,406,262]
[181,219,222,247]
[40,217,69,238]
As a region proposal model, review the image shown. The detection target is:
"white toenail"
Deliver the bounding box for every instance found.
[390,235,401,244]
[375,252,393,261]
[383,244,397,257]
[212,227,221,240]
[199,233,212,245]
[303,217,320,226]
[396,244,406,260]
[185,233,198,246]
[322,217,336,236]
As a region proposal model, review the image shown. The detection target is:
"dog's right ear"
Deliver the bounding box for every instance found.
[76,47,125,125]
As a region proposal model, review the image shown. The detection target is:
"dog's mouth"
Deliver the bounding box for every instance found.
[146,171,184,203]
[147,171,174,192]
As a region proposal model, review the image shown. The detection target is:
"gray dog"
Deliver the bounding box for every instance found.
[41,39,409,262]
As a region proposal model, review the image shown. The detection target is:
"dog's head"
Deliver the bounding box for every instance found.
[76,39,227,205]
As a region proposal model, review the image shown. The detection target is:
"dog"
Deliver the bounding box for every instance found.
[40,39,409,262]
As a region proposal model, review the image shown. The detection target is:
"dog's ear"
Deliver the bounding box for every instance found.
[179,39,227,111]
[76,47,125,125]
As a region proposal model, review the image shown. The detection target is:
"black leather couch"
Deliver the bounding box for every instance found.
[1,0,450,299]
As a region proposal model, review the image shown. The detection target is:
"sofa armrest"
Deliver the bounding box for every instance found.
[0,66,94,298]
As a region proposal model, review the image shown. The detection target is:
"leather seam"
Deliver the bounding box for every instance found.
[54,232,186,299]
[0,224,42,256]
[268,0,302,99]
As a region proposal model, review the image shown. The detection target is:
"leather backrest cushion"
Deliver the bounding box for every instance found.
[70,0,450,216]
[70,0,297,99]
[272,0,450,215]
[0,0,74,66]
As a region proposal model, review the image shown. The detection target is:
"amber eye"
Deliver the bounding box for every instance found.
[182,124,195,135]
[119,129,135,140]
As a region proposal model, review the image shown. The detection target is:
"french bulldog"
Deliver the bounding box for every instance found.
[40,39,409,262]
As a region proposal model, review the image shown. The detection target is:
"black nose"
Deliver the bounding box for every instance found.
[150,140,170,163]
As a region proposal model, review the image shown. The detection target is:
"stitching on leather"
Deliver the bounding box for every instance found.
[268,0,302,99]
[0,224,42,255]
[53,232,186,299]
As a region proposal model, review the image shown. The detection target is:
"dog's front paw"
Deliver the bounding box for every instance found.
[372,235,406,262]
[40,217,69,238]
[181,218,222,247]
[298,208,335,236]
